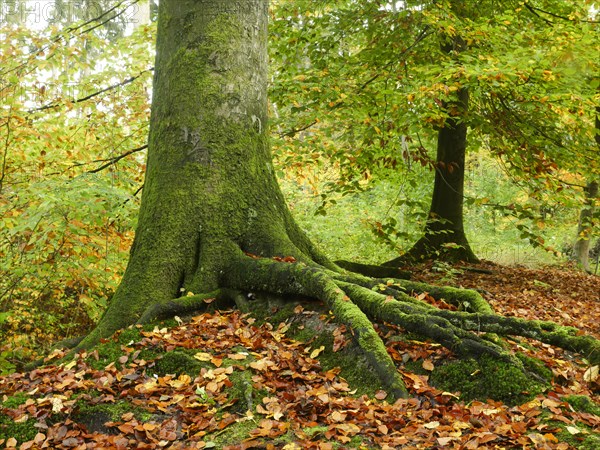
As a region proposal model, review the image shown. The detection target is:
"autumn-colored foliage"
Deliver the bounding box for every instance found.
[0,22,153,369]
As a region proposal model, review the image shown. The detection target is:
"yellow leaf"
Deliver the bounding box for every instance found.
[250,358,271,371]
[437,437,455,446]
[443,392,460,399]
[583,365,598,382]
[330,411,346,422]
[310,345,325,359]
[194,352,212,362]
[64,360,77,370]
[422,360,435,371]
[282,443,302,450]
[168,374,191,389]
[51,397,64,413]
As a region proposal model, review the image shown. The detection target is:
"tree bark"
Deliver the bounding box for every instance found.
[573,181,598,273]
[80,0,325,345]
[401,83,477,263]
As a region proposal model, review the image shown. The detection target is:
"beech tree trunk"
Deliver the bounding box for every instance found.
[71,0,598,401]
[81,0,328,345]
[573,181,598,273]
[573,107,599,272]
[387,27,477,265]
[402,84,477,263]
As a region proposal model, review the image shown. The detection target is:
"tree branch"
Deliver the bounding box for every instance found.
[86,144,148,173]
[29,68,153,113]
[523,1,599,24]
[0,0,142,79]
[277,120,318,138]
[0,110,11,194]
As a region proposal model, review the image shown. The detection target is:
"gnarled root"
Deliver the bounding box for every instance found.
[223,255,410,399]
[216,254,599,398]
[136,289,244,324]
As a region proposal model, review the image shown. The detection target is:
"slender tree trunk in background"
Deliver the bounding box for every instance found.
[573,181,598,272]
[573,107,600,272]
[403,84,477,263]
[386,27,477,265]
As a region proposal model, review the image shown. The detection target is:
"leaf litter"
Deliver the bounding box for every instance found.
[0,262,598,449]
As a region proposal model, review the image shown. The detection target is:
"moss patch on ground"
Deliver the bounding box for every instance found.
[429,353,551,405]
[547,395,600,450]
[151,350,204,377]
[563,395,600,416]
[200,418,257,448]
[72,398,152,434]
[0,414,38,443]
[550,420,600,450]
[0,393,37,443]
[224,368,266,414]
[1,392,28,409]
[87,320,180,371]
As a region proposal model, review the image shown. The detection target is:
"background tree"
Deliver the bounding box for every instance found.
[572,102,599,272]
[270,0,599,269]
[69,0,598,399]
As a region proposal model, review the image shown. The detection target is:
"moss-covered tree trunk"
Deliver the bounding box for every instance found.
[73,0,598,401]
[83,0,303,343]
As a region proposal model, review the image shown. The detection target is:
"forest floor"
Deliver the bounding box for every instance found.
[0,261,599,449]
[413,261,600,340]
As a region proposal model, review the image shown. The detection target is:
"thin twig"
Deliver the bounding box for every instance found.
[0,109,12,194]
[87,144,148,174]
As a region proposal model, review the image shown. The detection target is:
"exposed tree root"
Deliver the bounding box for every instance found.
[331,272,493,313]
[335,281,516,363]
[334,259,412,279]
[431,310,600,365]
[223,254,410,399]
[216,253,597,397]
[337,239,482,279]
[67,249,599,401]
[136,289,237,324]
